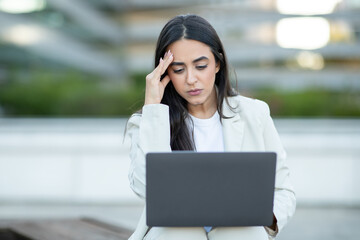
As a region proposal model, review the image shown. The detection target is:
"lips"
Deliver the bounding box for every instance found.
[188,89,202,96]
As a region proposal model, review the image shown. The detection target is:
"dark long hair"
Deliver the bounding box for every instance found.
[154,14,237,150]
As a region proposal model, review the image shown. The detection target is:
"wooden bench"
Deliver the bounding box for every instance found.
[0,218,132,240]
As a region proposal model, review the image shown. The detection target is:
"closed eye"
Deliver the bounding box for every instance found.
[196,65,207,70]
[173,69,184,74]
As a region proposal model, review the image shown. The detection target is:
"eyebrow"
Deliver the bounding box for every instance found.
[170,56,209,66]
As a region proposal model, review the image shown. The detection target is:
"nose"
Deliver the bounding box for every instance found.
[186,69,197,85]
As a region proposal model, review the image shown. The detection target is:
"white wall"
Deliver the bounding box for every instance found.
[0,118,359,206]
[0,119,140,204]
[276,119,360,206]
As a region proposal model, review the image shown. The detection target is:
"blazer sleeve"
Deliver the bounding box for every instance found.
[126,104,172,199]
[258,100,296,235]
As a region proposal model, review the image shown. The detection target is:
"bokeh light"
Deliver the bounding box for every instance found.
[276,17,330,50]
[276,0,342,15]
[0,0,46,14]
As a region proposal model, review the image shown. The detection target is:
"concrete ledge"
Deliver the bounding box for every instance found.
[0,218,132,240]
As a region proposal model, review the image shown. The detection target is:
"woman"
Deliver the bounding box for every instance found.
[126,14,296,240]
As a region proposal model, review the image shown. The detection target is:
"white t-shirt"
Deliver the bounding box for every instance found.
[189,111,224,152]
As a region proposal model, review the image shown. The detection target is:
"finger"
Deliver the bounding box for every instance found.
[160,52,173,75]
[151,50,172,81]
[150,57,164,80]
[161,75,171,88]
[164,51,173,68]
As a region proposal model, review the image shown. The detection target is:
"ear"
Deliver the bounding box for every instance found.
[215,53,222,73]
[215,61,221,74]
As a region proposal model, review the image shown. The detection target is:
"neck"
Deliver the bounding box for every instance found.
[188,87,217,119]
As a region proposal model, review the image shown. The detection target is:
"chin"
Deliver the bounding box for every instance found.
[187,99,204,106]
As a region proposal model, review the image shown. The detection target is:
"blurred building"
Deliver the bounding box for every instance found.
[0,0,359,90]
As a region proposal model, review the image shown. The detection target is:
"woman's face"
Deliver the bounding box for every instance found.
[166,39,220,112]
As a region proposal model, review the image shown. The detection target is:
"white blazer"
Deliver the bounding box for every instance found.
[126,95,296,240]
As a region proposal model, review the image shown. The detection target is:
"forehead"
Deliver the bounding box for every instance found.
[167,39,214,62]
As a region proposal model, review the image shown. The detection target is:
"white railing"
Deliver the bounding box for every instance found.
[0,118,359,206]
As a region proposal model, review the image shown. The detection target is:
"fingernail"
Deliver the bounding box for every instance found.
[160,57,163,63]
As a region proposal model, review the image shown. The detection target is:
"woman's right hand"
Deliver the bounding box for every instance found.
[144,50,173,105]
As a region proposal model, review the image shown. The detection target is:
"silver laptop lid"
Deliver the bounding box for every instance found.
[146,152,277,227]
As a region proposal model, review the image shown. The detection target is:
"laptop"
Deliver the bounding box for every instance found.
[146,151,277,227]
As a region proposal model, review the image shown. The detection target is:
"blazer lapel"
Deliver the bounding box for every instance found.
[222,99,245,151]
